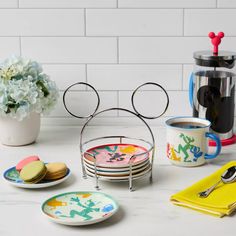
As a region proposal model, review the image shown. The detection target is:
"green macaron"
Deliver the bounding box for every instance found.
[20,161,47,184]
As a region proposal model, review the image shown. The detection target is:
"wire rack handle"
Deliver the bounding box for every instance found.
[63,81,169,121]
[79,107,156,152]
[131,82,169,120]
[63,82,100,119]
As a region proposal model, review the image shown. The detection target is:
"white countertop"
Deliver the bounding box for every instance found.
[1,125,236,236]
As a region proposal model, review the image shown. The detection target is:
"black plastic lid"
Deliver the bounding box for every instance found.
[193,50,236,68]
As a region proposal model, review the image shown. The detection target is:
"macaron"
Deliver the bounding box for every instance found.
[44,162,68,180]
[20,161,47,184]
[16,155,40,172]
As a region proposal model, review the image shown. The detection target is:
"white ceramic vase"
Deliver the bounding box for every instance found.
[0,112,41,146]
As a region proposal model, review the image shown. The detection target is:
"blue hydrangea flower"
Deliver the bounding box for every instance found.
[0,56,59,121]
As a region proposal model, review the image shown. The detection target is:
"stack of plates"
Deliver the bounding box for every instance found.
[83,144,151,181]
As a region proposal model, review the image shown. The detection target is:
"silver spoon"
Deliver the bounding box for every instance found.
[198,166,236,198]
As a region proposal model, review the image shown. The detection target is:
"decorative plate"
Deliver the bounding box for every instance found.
[84,158,150,172]
[85,162,150,176]
[84,143,149,168]
[3,166,71,189]
[85,165,151,181]
[42,191,119,226]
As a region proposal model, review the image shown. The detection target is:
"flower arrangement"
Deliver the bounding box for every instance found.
[0,56,59,121]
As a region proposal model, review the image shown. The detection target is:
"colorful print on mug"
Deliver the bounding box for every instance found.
[165,117,221,167]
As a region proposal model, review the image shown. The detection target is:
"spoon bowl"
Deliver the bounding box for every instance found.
[198,166,236,198]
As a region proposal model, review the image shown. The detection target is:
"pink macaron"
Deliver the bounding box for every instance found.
[16,155,40,172]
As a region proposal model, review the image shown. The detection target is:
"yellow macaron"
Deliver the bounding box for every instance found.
[44,162,68,180]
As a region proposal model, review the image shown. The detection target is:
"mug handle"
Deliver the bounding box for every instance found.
[189,73,194,108]
[204,132,222,159]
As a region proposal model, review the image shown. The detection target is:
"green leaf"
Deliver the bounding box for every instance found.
[11,74,24,80]
[5,103,19,114]
[36,80,49,97]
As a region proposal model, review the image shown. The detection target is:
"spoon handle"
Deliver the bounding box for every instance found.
[198,180,222,198]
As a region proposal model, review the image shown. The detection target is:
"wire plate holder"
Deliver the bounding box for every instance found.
[63,82,169,191]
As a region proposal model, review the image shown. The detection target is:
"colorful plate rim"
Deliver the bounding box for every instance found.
[85,162,150,176]
[84,158,150,172]
[3,166,71,189]
[85,165,151,181]
[41,191,119,226]
[84,143,149,168]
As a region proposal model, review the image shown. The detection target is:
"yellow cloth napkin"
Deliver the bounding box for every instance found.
[170,161,236,217]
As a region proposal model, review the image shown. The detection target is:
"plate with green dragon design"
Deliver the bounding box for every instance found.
[41,191,119,226]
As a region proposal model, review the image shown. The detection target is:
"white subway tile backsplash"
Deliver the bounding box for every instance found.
[119,37,236,63]
[0,10,84,36]
[119,37,204,63]
[218,0,236,8]
[21,37,117,63]
[51,91,118,117]
[118,0,216,8]
[0,37,20,61]
[87,65,182,90]
[42,64,86,90]
[119,91,191,117]
[87,9,183,36]
[0,0,18,8]
[0,1,235,124]
[20,0,116,8]
[185,9,236,36]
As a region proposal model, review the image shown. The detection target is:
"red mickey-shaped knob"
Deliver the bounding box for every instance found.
[208,31,224,55]
[208,32,216,39]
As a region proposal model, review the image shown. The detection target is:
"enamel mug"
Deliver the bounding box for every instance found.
[165,117,221,167]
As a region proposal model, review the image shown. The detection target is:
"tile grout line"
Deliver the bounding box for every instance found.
[40,62,194,65]
[58,89,188,92]
[181,64,184,90]
[6,35,236,38]
[117,37,119,64]
[85,64,88,90]
[1,7,235,9]
[117,0,119,8]
[84,8,86,36]
[17,0,20,8]
[45,115,236,119]
[182,9,184,36]
[19,36,22,56]
[117,90,120,116]
[47,115,121,118]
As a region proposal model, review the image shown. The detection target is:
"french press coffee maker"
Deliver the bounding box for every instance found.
[189,32,236,146]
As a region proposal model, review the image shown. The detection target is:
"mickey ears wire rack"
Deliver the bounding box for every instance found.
[63,82,169,191]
